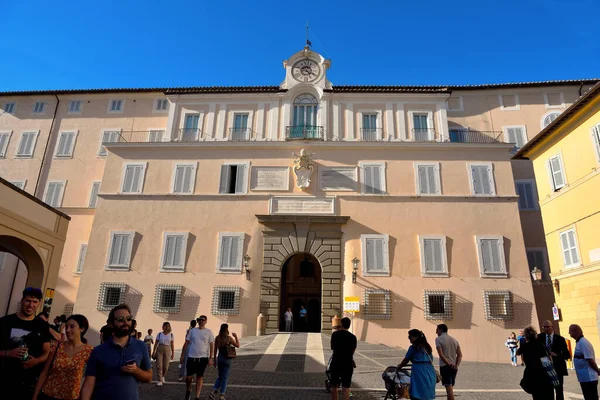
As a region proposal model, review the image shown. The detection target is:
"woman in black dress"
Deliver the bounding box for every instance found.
[517,326,554,399]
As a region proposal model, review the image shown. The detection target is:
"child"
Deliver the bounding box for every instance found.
[144,329,154,357]
[505,332,519,366]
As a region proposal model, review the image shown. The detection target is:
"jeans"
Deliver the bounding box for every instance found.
[580,381,599,400]
[509,348,517,364]
[213,356,232,394]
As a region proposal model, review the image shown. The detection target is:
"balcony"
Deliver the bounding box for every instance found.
[285,125,324,141]
[175,128,202,142]
[446,130,502,144]
[117,130,167,143]
[360,128,383,141]
[412,128,436,142]
[229,127,251,141]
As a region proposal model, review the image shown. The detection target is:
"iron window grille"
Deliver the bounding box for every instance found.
[211,285,240,316]
[97,282,127,311]
[64,303,74,316]
[363,289,392,320]
[153,284,183,313]
[423,290,453,320]
[483,290,513,321]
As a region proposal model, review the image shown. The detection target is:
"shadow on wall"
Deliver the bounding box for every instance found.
[446,294,475,330]
[125,287,144,318]
[162,287,200,322]
[214,288,251,336]
[496,294,533,330]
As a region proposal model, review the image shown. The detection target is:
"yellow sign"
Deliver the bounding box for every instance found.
[344,296,360,312]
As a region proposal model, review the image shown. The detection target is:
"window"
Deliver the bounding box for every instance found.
[515,180,538,210]
[415,163,441,195]
[148,129,165,142]
[469,163,496,195]
[526,249,548,280]
[219,163,249,194]
[98,130,121,156]
[97,282,127,310]
[411,112,433,141]
[447,96,463,112]
[211,286,241,315]
[503,126,527,149]
[76,244,87,274]
[547,154,566,191]
[363,289,392,320]
[63,304,74,316]
[154,284,183,313]
[16,131,39,157]
[476,236,507,276]
[560,229,581,268]
[319,167,358,191]
[0,131,11,157]
[499,94,520,110]
[89,182,101,208]
[292,94,318,126]
[483,290,513,320]
[217,233,244,273]
[172,163,197,194]
[231,113,250,140]
[542,112,561,128]
[182,114,200,141]
[108,99,124,113]
[361,234,390,276]
[10,180,26,190]
[121,163,146,194]
[592,123,600,163]
[423,290,452,320]
[544,92,565,109]
[361,113,379,141]
[44,181,66,207]
[106,231,135,270]
[68,100,82,114]
[419,236,448,276]
[160,232,189,272]
[359,161,386,194]
[3,102,15,113]
[33,102,46,114]
[155,99,169,112]
[55,131,78,157]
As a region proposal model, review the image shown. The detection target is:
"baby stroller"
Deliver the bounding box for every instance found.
[382,365,411,400]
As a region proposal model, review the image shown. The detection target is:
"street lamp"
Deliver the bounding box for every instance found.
[352,257,360,284]
[531,267,543,282]
[243,254,251,280]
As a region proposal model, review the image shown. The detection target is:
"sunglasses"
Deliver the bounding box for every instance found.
[198,318,207,322]
[115,316,134,323]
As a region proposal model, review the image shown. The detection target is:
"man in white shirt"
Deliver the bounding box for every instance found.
[569,324,599,400]
[284,308,293,332]
[181,315,214,400]
[435,324,462,400]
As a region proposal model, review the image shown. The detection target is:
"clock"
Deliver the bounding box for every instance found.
[292,59,320,82]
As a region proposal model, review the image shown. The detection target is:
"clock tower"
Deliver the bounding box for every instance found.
[280,46,332,92]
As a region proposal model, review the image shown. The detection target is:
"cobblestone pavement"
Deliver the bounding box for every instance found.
[138,333,587,400]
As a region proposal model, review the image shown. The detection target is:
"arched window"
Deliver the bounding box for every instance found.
[542,112,561,128]
[293,94,318,127]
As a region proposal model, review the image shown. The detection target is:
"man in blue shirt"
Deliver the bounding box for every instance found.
[81,304,152,400]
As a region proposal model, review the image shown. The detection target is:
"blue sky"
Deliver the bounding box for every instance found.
[1,0,599,91]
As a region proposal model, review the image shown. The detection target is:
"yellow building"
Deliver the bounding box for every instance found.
[515,82,600,352]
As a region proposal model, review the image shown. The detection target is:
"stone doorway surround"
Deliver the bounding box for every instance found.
[256,215,350,333]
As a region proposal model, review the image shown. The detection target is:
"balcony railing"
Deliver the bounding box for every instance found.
[285,125,324,140]
[412,128,437,142]
[229,127,251,141]
[446,130,503,144]
[175,128,202,142]
[117,130,167,143]
[360,128,383,141]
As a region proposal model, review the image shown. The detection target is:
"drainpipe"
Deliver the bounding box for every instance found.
[34,94,60,198]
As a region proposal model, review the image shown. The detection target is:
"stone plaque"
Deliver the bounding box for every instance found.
[270,197,335,215]
[251,167,289,191]
[320,167,357,191]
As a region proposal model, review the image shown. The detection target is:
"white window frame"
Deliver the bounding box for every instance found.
[9,180,26,190]
[547,153,567,191]
[414,162,441,195]
[54,130,79,158]
[147,128,166,143]
[107,99,125,113]
[418,235,449,277]
[68,100,82,114]
[319,166,358,192]
[105,231,135,270]
[408,110,435,140]
[171,162,197,194]
[98,129,122,156]
[228,109,254,141]
[475,235,507,277]
[15,131,39,158]
[559,228,581,269]
[43,180,66,207]
[0,130,12,158]
[467,162,496,196]
[591,123,600,164]
[219,161,250,195]
[447,96,464,112]
[89,181,101,208]
[75,243,88,274]
[544,92,565,109]
[503,125,528,149]
[359,110,383,141]
[515,179,539,210]
[120,162,147,194]
[526,247,550,281]
[359,161,386,194]
[540,112,562,129]
[2,102,16,114]
[32,101,46,114]
[154,98,169,113]
[499,94,520,111]
[360,234,390,276]
[216,232,245,274]
[159,232,189,272]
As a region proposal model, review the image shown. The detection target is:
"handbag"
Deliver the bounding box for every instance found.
[426,351,441,384]
[226,345,237,359]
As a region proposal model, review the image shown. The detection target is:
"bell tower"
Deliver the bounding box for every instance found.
[280,46,332,92]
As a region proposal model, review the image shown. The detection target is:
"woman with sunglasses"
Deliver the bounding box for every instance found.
[397,329,437,400]
[32,314,93,400]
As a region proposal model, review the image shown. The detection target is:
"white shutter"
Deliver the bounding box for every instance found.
[163,235,184,268]
[424,239,443,273]
[173,166,185,193]
[472,165,493,195]
[592,125,600,163]
[549,156,565,190]
[481,239,502,273]
[471,166,484,194]
[122,164,144,193]
[76,244,87,273]
[123,167,134,192]
[219,236,240,269]
[0,133,9,157]
[111,234,131,266]
[364,165,382,194]
[45,182,63,207]
[418,165,438,194]
[235,164,247,193]
[45,184,57,205]
[149,130,164,142]
[89,182,101,208]
[365,238,376,271]
[56,132,75,156]
[374,239,384,270]
[18,132,36,156]
[567,231,579,265]
[560,232,572,266]
[219,165,230,194]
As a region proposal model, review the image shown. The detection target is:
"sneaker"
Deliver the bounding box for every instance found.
[162,377,166,383]
[156,381,163,387]
[208,392,216,400]
[177,377,184,382]
[184,390,191,400]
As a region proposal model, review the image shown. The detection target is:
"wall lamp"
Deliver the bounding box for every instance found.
[352,257,360,284]
[553,278,560,294]
[531,267,543,283]
[243,254,251,280]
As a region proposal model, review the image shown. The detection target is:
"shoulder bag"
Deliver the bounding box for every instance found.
[425,350,441,384]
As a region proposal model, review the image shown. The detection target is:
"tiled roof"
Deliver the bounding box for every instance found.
[326,85,448,93]
[165,86,283,94]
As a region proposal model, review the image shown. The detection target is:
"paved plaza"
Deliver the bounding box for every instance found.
[138,333,587,399]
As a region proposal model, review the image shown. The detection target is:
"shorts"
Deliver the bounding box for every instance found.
[329,366,353,388]
[440,365,458,387]
[186,357,209,377]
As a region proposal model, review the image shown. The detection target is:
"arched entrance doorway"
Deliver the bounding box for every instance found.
[279,253,321,332]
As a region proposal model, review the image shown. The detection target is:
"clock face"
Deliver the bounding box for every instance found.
[292,59,320,82]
